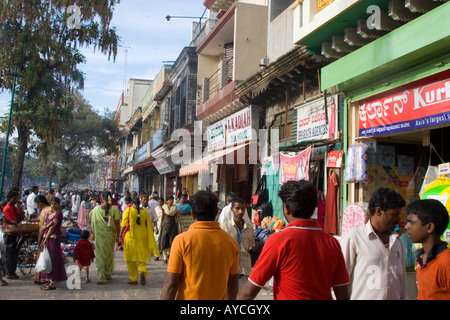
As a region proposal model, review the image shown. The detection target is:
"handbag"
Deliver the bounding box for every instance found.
[252,175,268,209]
[36,247,52,274]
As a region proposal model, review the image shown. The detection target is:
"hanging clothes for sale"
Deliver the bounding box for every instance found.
[324,170,339,235]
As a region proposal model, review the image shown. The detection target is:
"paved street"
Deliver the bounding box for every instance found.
[0,248,273,300]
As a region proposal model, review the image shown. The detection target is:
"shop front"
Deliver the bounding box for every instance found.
[320,4,450,298]
[319,2,450,233]
[179,105,259,203]
[267,93,342,227]
[344,70,450,232]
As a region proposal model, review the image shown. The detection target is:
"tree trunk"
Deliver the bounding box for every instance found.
[12,124,30,190]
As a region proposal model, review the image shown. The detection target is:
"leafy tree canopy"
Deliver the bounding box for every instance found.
[0,0,121,188]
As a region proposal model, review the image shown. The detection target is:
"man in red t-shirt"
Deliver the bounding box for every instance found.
[2,191,24,279]
[238,180,349,300]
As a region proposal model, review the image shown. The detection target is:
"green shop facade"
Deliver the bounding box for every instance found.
[294,0,450,235]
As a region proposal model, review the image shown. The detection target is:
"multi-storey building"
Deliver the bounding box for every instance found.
[180,0,270,203]
[113,78,153,193]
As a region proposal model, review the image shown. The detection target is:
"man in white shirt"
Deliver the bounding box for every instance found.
[140,193,159,234]
[26,186,39,218]
[218,192,251,225]
[71,191,81,216]
[339,187,408,300]
[220,197,254,276]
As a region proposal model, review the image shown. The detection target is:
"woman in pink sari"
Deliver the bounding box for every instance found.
[78,194,91,230]
[39,197,67,290]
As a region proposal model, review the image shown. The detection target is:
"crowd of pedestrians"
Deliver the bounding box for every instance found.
[1,182,449,300]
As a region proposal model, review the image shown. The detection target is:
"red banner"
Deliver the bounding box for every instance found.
[280,147,311,184]
[359,71,450,137]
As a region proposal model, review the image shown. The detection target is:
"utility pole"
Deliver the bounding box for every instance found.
[0,66,18,201]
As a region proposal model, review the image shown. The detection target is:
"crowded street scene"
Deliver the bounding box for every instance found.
[0,0,449,312]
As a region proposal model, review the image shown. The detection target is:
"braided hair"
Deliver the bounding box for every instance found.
[132,197,141,225]
[102,191,112,216]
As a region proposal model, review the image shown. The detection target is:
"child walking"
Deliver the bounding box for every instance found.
[73,230,95,283]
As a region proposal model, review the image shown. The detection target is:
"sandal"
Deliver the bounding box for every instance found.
[41,283,56,290]
[1,279,8,286]
[127,280,138,285]
[140,273,146,286]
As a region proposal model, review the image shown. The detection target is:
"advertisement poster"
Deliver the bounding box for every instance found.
[279,147,311,184]
[327,150,343,168]
[359,73,450,137]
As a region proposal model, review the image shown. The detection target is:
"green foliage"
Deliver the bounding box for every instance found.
[30,92,120,191]
[0,0,121,188]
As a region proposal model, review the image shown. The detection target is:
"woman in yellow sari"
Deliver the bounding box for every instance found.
[89,191,121,285]
[119,197,159,285]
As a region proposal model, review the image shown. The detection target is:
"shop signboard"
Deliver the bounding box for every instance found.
[206,106,258,151]
[136,142,150,164]
[296,95,338,143]
[153,157,175,175]
[226,106,257,146]
[109,157,118,179]
[152,125,166,151]
[206,119,225,152]
[359,75,450,137]
[279,147,311,184]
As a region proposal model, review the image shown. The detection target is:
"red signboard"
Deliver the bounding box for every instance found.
[358,71,450,137]
[327,150,343,168]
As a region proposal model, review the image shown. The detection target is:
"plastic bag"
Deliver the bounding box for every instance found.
[0,230,5,252]
[36,247,52,274]
[345,142,368,183]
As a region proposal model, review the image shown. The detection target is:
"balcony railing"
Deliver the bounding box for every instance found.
[202,68,221,103]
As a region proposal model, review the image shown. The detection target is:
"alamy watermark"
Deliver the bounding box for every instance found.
[66,4,82,30]
[366,5,382,30]
[66,265,81,290]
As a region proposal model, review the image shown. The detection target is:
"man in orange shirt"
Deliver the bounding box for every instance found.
[405,199,450,300]
[160,190,240,300]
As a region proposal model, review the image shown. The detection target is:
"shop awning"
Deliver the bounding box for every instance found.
[133,159,153,171]
[179,142,250,177]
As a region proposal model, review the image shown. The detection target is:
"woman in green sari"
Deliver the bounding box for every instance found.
[89,191,121,285]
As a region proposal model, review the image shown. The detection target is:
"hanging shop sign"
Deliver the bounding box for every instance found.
[296,95,338,143]
[280,147,311,184]
[108,157,118,179]
[153,157,175,175]
[359,75,450,137]
[327,150,343,168]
